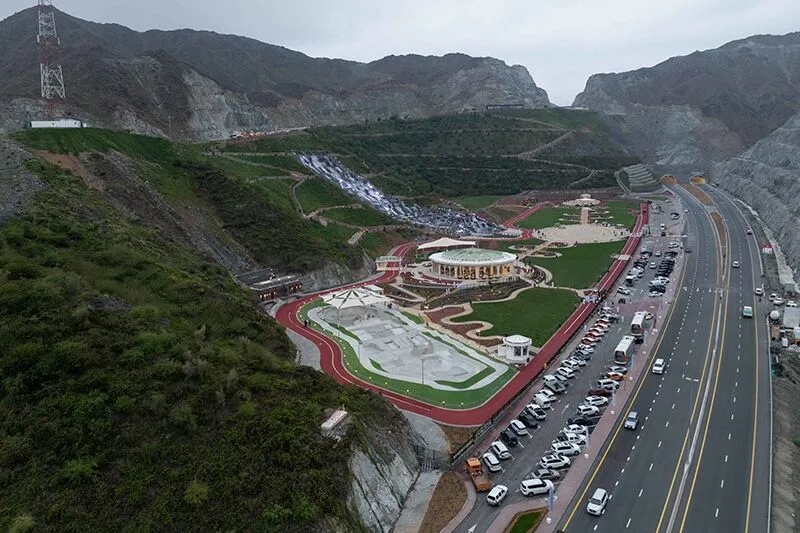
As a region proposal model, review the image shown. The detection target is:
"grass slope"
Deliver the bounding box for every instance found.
[0,158,394,532]
[453,195,503,211]
[324,207,394,227]
[295,178,357,213]
[526,240,627,289]
[451,287,578,346]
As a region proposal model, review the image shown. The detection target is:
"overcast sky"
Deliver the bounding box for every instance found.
[5,0,799,105]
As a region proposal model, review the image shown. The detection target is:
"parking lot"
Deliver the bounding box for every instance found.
[453,203,684,532]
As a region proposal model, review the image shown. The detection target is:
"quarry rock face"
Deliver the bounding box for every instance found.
[574,32,800,177]
[712,111,800,276]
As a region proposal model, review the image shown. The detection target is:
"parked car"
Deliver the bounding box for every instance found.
[551,441,581,457]
[563,423,589,435]
[487,484,509,506]
[603,371,625,382]
[754,287,764,296]
[531,468,561,481]
[587,387,612,397]
[774,297,786,306]
[576,404,600,417]
[539,454,571,470]
[509,419,530,437]
[568,416,598,427]
[584,395,609,407]
[526,405,548,420]
[609,365,628,374]
[517,412,539,429]
[483,452,502,472]
[554,431,588,446]
[597,379,620,391]
[500,429,518,447]
[490,441,511,460]
[617,287,631,295]
[556,367,576,380]
[520,478,554,497]
[566,357,586,367]
[788,301,798,308]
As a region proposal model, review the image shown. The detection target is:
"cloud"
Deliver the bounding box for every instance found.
[4,0,798,105]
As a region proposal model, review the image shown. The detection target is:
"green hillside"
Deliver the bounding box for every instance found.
[223,110,638,197]
[0,151,397,531]
[13,129,403,271]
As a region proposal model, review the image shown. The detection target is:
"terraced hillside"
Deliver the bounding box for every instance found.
[221,109,639,198]
[12,129,410,280]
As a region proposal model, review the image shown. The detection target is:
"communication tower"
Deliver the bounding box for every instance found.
[37,0,65,116]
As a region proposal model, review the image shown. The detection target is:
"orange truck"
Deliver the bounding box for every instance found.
[465,457,492,492]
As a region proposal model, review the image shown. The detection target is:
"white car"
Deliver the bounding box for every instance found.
[597,379,620,391]
[556,431,588,446]
[586,488,609,515]
[654,250,662,256]
[487,484,509,506]
[539,454,571,470]
[652,358,665,375]
[787,301,798,308]
[732,261,741,268]
[567,357,586,367]
[617,287,631,295]
[519,478,554,497]
[624,411,639,430]
[556,367,576,380]
[551,441,581,457]
[668,242,679,248]
[483,452,502,472]
[609,365,628,374]
[526,405,548,420]
[509,419,529,437]
[576,344,595,352]
[649,262,657,269]
[774,297,786,306]
[754,287,764,296]
[576,404,600,417]
[539,388,558,402]
[584,395,610,407]
[592,322,610,331]
[649,291,663,298]
[563,359,582,371]
[563,423,589,435]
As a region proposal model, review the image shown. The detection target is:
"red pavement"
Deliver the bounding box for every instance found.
[274,204,649,425]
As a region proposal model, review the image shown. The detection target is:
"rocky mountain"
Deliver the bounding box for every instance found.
[0,7,551,140]
[711,110,800,273]
[574,32,800,176]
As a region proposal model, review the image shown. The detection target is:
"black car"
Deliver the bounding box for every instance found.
[532,468,561,481]
[568,416,598,427]
[500,429,519,447]
[518,413,540,430]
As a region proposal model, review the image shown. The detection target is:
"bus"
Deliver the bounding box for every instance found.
[614,335,636,364]
[631,311,647,343]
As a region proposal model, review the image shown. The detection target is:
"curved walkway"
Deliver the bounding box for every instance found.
[274,205,649,425]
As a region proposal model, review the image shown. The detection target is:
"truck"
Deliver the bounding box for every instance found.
[742,306,753,318]
[465,457,492,492]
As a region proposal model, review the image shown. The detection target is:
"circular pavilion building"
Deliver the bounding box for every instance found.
[428,248,516,280]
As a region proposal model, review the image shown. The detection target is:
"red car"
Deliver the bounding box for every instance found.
[587,387,613,397]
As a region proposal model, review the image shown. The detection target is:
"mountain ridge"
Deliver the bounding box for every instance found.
[0,7,551,139]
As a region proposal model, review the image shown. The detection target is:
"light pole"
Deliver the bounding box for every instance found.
[421,357,426,386]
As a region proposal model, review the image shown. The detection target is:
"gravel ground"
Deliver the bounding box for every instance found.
[402,409,450,453]
[285,328,321,370]
[393,470,443,533]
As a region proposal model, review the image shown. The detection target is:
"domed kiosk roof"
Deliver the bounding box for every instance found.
[504,334,531,345]
[429,248,516,267]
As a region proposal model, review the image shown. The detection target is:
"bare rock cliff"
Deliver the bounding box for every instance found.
[711,111,800,274]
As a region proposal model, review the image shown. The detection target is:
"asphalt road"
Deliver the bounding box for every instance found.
[670,185,771,533]
[559,192,725,532]
[453,202,671,533]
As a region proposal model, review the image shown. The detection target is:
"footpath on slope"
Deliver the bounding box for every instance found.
[274,204,648,426]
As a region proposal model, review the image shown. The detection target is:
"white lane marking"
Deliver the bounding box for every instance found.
[672,403,675,409]
[626,518,632,528]
[715,508,719,518]
[731,413,734,421]
[725,455,728,463]
[650,463,654,471]
[728,433,732,440]
[720,479,725,488]
[639,488,643,497]
[666,420,670,428]
[658,440,662,448]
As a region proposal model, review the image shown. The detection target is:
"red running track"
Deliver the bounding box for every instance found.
[274,204,648,425]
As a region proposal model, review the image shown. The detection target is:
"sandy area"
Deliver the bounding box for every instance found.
[531,223,630,244]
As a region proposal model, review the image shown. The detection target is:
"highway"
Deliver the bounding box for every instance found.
[559,191,724,532]
[670,185,771,533]
[452,203,669,532]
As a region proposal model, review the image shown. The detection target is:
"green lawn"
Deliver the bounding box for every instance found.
[508,510,544,533]
[598,206,636,228]
[518,207,580,229]
[228,153,308,173]
[295,178,355,212]
[299,300,516,408]
[495,238,544,253]
[526,240,626,288]
[451,287,579,346]
[454,195,504,211]
[323,207,394,227]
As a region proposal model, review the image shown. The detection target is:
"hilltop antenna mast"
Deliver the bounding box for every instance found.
[37,0,66,117]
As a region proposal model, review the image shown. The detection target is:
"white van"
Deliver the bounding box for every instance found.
[652,358,665,374]
[534,392,552,409]
[490,441,511,460]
